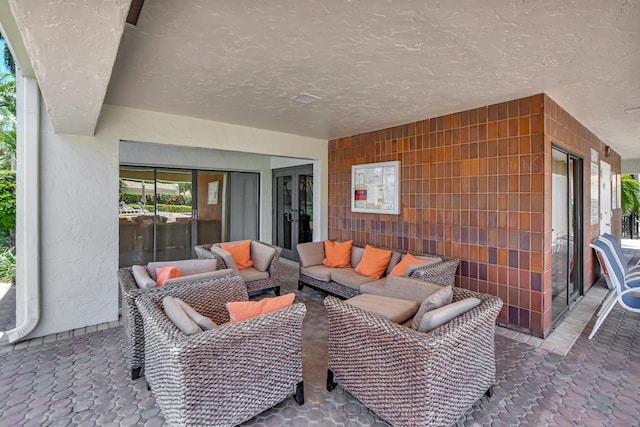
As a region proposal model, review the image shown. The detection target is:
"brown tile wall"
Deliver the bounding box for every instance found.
[327,93,621,337]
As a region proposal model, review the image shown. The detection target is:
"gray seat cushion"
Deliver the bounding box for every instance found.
[346,294,420,324]
[330,268,377,290]
[379,275,444,302]
[359,278,387,296]
[239,267,270,282]
[300,265,333,282]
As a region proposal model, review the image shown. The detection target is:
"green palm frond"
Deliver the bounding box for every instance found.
[621,174,640,216]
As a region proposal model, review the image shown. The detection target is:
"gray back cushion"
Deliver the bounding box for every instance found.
[418,297,481,333]
[132,265,157,289]
[384,251,402,276]
[211,245,239,273]
[162,269,234,286]
[411,285,453,330]
[350,246,365,268]
[174,298,217,330]
[162,296,203,335]
[251,241,277,272]
[297,241,325,267]
[147,259,218,280]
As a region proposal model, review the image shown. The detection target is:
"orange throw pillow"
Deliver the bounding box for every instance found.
[322,240,353,268]
[355,245,392,279]
[220,240,254,270]
[156,266,182,287]
[390,253,425,276]
[226,293,296,323]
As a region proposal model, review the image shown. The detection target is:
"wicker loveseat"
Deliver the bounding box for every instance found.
[195,241,283,296]
[325,287,502,427]
[297,241,459,299]
[118,262,239,380]
[135,284,306,427]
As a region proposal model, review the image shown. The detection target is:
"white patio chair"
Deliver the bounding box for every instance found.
[588,238,640,339]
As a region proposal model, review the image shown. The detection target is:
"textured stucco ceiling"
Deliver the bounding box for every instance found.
[7,0,640,158]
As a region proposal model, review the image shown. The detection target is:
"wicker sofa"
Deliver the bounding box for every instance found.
[136,284,306,427]
[297,241,459,299]
[118,262,239,380]
[195,241,283,295]
[325,287,503,427]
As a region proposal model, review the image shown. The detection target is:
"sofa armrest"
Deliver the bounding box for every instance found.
[194,244,228,270]
[409,257,460,287]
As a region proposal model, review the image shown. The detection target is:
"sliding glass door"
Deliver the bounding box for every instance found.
[551,146,583,323]
[119,166,259,267]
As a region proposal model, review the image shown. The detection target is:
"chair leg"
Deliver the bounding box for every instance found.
[597,290,616,317]
[298,281,305,291]
[485,385,494,398]
[131,367,142,380]
[327,369,337,391]
[274,286,281,296]
[589,298,617,339]
[294,381,304,405]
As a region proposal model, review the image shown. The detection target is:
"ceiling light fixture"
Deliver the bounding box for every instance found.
[624,106,640,114]
[292,93,321,104]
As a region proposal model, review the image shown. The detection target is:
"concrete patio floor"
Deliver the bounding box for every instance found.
[0,256,639,426]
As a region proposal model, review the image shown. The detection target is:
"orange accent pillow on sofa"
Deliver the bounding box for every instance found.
[226,293,296,323]
[390,253,426,276]
[355,245,392,279]
[156,266,182,287]
[220,240,254,270]
[322,240,353,268]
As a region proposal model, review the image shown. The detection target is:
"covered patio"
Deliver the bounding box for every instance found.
[0,250,638,426]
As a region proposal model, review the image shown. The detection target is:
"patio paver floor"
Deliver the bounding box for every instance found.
[0,259,639,426]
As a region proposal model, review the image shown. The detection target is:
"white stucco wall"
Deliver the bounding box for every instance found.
[25,104,328,338]
[31,103,120,338]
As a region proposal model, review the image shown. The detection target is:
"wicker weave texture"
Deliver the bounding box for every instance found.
[298,242,460,298]
[118,267,247,373]
[325,287,502,427]
[136,292,306,427]
[195,242,283,294]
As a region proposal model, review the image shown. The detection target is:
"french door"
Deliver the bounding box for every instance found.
[551,146,583,324]
[273,165,313,261]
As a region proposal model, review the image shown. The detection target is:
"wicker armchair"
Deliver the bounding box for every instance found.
[195,241,283,295]
[136,291,306,427]
[325,287,502,427]
[118,267,245,380]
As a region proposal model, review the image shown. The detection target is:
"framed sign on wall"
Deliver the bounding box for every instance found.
[351,160,400,214]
